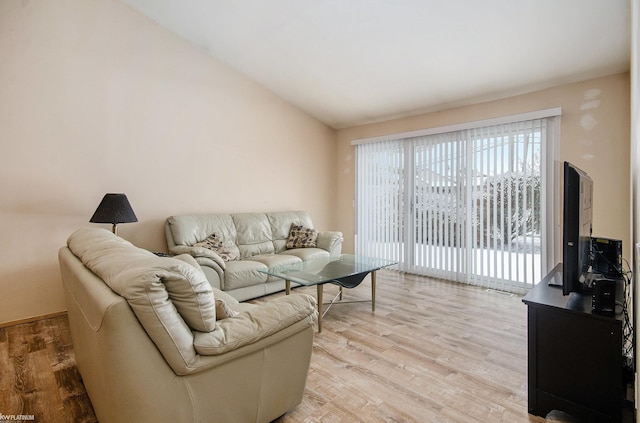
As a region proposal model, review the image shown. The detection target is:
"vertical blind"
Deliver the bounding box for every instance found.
[355,114,559,294]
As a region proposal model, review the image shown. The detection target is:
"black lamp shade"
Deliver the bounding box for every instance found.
[90,193,138,225]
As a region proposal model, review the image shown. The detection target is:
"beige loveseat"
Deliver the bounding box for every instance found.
[59,227,317,423]
[165,211,343,301]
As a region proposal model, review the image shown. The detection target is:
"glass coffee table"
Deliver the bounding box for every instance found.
[259,254,397,332]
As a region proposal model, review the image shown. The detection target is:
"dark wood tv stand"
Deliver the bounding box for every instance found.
[522,264,627,422]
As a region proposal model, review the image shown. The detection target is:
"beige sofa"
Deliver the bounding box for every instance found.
[59,228,317,423]
[165,211,343,301]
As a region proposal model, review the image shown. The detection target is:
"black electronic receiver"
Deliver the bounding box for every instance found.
[591,278,616,315]
[591,237,622,278]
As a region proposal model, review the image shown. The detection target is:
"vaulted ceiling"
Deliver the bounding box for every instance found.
[120,0,631,129]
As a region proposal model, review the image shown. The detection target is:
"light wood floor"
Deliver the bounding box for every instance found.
[268,271,547,423]
[1,270,562,422]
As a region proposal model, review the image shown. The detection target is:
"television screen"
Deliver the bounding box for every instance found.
[562,161,593,295]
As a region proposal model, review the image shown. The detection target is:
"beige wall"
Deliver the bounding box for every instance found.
[0,0,337,325]
[336,73,631,266]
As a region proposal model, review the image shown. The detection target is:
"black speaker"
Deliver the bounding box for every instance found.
[591,237,622,277]
[592,278,616,315]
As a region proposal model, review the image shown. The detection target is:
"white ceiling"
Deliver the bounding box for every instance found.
[120,0,631,129]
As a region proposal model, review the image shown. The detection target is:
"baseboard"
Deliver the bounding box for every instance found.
[0,310,68,329]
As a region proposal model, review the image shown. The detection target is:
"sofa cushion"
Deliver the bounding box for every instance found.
[193,294,317,355]
[167,214,238,248]
[247,253,301,268]
[286,224,319,248]
[266,211,314,241]
[175,256,239,320]
[159,258,218,332]
[223,260,269,290]
[194,233,239,262]
[232,213,275,258]
[280,248,329,262]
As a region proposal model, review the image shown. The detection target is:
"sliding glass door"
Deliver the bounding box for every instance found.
[355,115,558,294]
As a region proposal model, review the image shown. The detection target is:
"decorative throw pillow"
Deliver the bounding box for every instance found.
[215,299,239,319]
[286,224,318,249]
[194,233,238,262]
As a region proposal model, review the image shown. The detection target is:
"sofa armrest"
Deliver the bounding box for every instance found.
[212,287,239,306]
[193,294,317,356]
[169,245,226,270]
[316,231,343,256]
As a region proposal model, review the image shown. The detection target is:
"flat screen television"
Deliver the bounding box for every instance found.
[562,161,593,295]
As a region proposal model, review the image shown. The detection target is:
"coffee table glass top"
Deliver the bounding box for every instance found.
[258,254,397,286]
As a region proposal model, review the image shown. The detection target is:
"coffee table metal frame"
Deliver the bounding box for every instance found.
[258,254,397,332]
